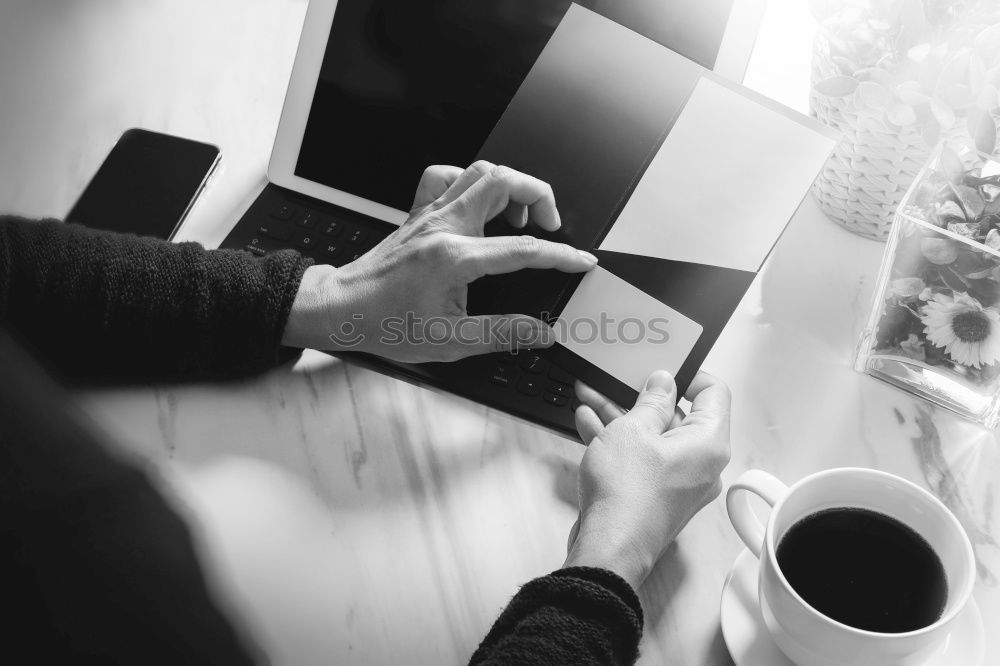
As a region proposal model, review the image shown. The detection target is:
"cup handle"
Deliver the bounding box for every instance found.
[726,470,789,558]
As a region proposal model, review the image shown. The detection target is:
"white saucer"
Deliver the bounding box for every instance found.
[720,549,984,666]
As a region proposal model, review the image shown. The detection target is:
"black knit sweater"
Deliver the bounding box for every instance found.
[0,216,643,664]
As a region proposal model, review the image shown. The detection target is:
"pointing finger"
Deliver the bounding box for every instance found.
[458,235,596,279]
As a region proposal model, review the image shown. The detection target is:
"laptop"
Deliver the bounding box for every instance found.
[220,0,767,438]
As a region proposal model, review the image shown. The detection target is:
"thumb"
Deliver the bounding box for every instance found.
[447,314,555,357]
[628,370,678,433]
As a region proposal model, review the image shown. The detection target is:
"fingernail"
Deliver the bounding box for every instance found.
[577,250,597,264]
[643,370,675,394]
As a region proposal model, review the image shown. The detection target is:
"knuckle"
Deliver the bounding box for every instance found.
[428,234,462,262]
[469,160,494,176]
[489,164,513,182]
[635,395,673,422]
[512,235,539,256]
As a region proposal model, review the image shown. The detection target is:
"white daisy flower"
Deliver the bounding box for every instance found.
[920,292,1000,369]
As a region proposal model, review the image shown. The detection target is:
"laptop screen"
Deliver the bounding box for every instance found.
[293,0,735,213]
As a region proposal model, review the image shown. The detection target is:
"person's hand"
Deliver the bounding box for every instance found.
[563,371,731,590]
[282,162,597,362]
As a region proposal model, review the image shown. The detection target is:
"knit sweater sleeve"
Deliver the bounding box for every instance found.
[470,567,644,666]
[0,216,312,383]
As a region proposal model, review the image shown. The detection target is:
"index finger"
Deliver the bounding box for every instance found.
[446,165,561,232]
[458,235,597,279]
[681,372,731,425]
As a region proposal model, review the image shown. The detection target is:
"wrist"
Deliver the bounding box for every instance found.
[563,524,652,591]
[281,264,343,349]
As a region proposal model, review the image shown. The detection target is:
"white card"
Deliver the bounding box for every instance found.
[599,76,836,271]
[555,266,703,391]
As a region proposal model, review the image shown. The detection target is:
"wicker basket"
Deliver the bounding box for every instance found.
[809,32,979,241]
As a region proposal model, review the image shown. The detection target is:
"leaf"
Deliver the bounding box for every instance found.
[814,75,860,97]
[954,184,986,220]
[930,97,956,128]
[937,49,972,98]
[940,83,976,111]
[922,115,942,146]
[897,81,930,106]
[970,53,986,93]
[939,144,966,185]
[858,80,891,108]
[858,67,892,87]
[987,229,1000,250]
[921,237,959,264]
[888,103,918,126]
[977,84,1000,112]
[908,43,932,63]
[973,23,1000,65]
[897,0,929,54]
[967,107,998,155]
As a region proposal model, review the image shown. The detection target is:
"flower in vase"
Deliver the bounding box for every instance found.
[891,277,926,297]
[920,237,959,264]
[900,333,928,361]
[920,291,1000,367]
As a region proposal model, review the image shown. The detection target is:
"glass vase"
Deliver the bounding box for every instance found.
[856,142,1000,428]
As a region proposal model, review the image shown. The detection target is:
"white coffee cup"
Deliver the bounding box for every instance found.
[726,467,975,666]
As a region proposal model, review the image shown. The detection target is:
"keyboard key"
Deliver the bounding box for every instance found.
[322,242,342,258]
[298,212,320,229]
[548,364,575,385]
[270,204,295,221]
[516,376,542,397]
[546,383,573,399]
[322,221,342,236]
[244,240,266,257]
[347,229,366,245]
[491,365,514,388]
[258,223,294,241]
[295,234,318,250]
[518,353,548,374]
[543,392,570,407]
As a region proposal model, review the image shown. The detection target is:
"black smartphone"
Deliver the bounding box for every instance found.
[66,128,221,240]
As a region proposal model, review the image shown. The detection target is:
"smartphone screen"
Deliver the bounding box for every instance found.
[66,128,221,240]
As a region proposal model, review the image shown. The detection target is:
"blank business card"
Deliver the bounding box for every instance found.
[599,76,837,271]
[556,266,704,392]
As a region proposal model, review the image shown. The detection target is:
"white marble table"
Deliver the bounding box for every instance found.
[2,1,997,664]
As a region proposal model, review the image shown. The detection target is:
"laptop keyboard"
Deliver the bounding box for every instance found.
[491,351,579,409]
[243,203,377,267]
[226,195,580,417]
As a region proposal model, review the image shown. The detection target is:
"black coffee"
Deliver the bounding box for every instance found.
[776,507,947,633]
